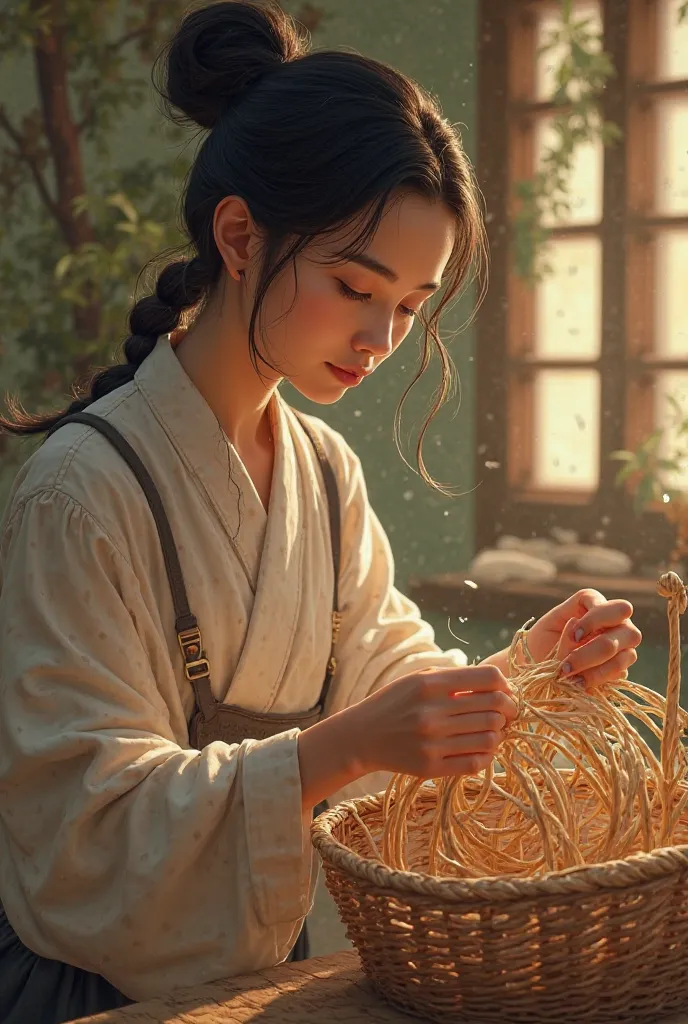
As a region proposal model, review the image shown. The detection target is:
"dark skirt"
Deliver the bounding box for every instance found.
[0,904,311,1024]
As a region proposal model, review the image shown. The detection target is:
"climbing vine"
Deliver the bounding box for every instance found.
[512,0,621,283]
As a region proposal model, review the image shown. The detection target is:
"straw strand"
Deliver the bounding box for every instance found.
[380,571,688,879]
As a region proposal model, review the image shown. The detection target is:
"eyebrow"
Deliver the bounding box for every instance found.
[343,252,440,292]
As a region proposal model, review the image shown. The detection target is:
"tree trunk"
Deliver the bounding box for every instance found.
[32,0,101,360]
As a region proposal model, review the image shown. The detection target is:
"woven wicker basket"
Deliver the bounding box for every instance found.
[312,781,688,1023]
[311,575,688,1024]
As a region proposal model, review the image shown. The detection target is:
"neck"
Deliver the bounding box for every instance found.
[172,286,279,453]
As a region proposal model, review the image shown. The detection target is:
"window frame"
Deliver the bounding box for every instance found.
[475,0,688,569]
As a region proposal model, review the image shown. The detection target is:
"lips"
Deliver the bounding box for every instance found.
[326,363,368,387]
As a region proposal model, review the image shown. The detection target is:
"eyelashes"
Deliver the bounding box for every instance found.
[335,279,416,319]
[336,279,370,302]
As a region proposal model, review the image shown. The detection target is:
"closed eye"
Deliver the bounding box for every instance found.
[337,280,371,303]
[336,279,417,319]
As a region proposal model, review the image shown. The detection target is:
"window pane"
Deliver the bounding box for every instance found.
[536,2,602,102]
[534,237,602,359]
[537,118,603,225]
[656,98,688,215]
[656,233,688,356]
[655,372,688,491]
[533,370,600,489]
[658,0,688,81]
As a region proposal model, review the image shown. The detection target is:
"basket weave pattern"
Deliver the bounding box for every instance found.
[313,786,688,1023]
[311,573,688,1023]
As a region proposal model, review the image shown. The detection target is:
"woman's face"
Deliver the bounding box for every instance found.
[246,193,456,404]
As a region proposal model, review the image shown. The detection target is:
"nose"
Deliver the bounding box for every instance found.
[352,316,395,363]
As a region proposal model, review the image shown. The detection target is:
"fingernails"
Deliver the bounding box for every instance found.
[574,628,585,642]
[561,661,573,676]
[571,675,586,687]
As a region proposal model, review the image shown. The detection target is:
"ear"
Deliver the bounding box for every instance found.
[213,195,262,282]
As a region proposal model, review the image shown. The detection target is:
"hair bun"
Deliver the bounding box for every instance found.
[157,1,307,131]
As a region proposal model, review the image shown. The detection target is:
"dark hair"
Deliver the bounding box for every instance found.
[1,0,486,490]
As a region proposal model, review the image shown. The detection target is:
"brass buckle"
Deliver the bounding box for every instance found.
[185,657,211,681]
[178,626,210,682]
[327,611,343,677]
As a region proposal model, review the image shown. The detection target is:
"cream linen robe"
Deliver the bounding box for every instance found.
[0,336,467,1001]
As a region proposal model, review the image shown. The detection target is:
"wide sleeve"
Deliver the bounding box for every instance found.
[324,447,468,804]
[0,489,314,1001]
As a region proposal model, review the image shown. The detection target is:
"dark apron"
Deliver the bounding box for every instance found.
[0,409,341,1024]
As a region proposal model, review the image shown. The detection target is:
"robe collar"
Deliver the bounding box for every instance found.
[135,336,303,601]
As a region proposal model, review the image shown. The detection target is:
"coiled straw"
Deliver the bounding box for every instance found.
[380,571,688,879]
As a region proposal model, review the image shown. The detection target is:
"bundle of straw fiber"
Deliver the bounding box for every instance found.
[311,572,688,1024]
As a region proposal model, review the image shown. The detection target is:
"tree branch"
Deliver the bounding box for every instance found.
[0,105,59,221]
[106,0,170,57]
[107,23,149,53]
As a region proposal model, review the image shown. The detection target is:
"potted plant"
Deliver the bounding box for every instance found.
[610,394,688,574]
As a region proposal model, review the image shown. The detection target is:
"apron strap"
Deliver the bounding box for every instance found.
[47,407,342,717]
[46,412,216,722]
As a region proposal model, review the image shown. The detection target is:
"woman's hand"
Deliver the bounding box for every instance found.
[527,588,643,689]
[299,665,517,810]
[349,665,518,780]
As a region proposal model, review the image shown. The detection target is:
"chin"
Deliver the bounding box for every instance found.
[288,381,347,405]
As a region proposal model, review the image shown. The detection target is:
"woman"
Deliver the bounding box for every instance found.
[0,2,641,1021]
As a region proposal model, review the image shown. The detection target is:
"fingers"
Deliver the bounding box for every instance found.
[412,694,516,745]
[434,751,495,778]
[554,589,608,627]
[425,707,510,737]
[448,690,518,725]
[421,735,502,779]
[559,624,642,681]
[572,648,638,689]
[427,664,513,696]
[556,617,581,661]
[571,596,635,641]
[443,731,503,756]
[404,709,505,778]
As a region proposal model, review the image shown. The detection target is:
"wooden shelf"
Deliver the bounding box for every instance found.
[408,571,684,646]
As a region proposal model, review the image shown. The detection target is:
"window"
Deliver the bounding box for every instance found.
[476,0,688,569]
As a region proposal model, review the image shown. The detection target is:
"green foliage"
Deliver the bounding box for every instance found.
[610,393,688,514]
[512,0,621,284]
[0,162,189,405]
[0,0,323,506]
[0,0,192,420]
[514,0,688,283]
[0,0,325,428]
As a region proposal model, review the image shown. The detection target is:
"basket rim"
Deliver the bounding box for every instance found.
[311,789,688,903]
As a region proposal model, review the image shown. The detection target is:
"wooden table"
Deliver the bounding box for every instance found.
[68,949,688,1024]
[69,951,414,1023]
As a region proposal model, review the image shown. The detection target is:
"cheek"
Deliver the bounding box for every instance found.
[254,274,335,352]
[281,276,346,342]
[394,320,415,350]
